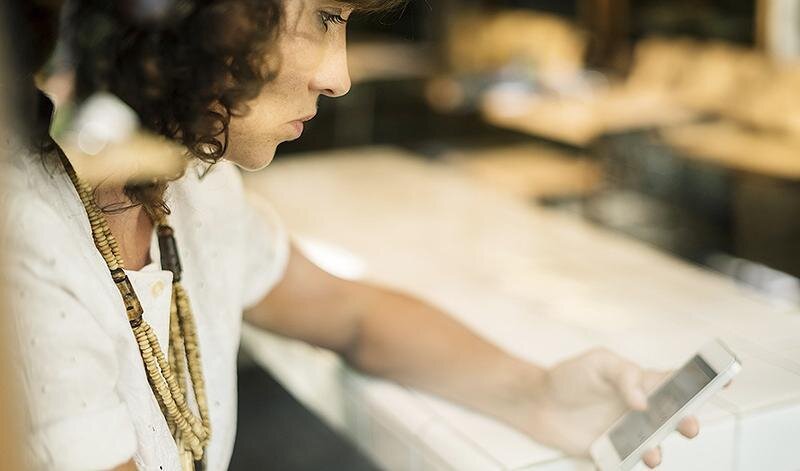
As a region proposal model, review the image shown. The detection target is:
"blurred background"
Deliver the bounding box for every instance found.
[275,0,800,306]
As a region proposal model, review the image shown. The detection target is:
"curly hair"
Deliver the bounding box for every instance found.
[65,0,405,216]
[66,0,280,216]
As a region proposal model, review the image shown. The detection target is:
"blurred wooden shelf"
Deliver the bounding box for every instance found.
[481,88,698,147]
[661,121,800,180]
[442,143,602,200]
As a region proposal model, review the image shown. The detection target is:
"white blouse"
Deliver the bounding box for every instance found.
[1,141,290,471]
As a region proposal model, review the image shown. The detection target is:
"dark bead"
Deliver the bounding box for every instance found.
[158,224,183,281]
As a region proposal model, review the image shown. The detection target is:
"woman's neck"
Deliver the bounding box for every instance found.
[95,185,154,270]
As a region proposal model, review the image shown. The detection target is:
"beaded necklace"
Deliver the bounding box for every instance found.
[59,152,211,471]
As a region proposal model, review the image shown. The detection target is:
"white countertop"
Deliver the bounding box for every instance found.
[241,146,800,471]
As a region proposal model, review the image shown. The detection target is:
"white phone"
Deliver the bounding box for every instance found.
[590,339,741,471]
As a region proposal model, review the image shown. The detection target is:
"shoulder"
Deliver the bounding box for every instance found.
[0,148,98,297]
[2,156,70,242]
[168,160,246,218]
[167,160,259,238]
[169,160,290,306]
[1,192,93,310]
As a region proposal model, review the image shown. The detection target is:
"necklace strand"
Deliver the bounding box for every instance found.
[59,152,211,469]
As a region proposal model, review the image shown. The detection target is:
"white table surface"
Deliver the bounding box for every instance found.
[240,146,800,471]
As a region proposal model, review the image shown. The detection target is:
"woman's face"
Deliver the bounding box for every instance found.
[226,0,353,170]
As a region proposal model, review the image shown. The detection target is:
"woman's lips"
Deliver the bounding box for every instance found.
[288,113,315,139]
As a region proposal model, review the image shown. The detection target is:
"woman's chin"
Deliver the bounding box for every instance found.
[227,145,277,172]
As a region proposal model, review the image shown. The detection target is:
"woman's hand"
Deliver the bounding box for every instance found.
[515,348,699,468]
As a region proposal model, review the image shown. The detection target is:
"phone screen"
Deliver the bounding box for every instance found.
[609,355,718,459]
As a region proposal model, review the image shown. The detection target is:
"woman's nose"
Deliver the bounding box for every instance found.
[310,42,351,98]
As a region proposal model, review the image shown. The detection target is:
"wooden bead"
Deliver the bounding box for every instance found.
[111,269,144,326]
[58,152,210,470]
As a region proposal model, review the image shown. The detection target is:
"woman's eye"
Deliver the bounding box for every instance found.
[319,11,347,31]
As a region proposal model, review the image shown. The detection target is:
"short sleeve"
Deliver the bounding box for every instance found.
[240,191,291,309]
[2,198,137,470]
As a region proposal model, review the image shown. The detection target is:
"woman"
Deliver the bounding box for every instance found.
[5,0,698,470]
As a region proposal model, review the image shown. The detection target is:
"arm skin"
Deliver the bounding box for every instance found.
[244,246,698,467]
[244,246,543,428]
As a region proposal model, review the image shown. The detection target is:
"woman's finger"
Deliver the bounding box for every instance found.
[642,447,662,468]
[677,416,700,438]
[613,362,648,410]
[642,370,670,392]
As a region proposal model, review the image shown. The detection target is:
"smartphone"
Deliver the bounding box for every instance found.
[590,339,741,471]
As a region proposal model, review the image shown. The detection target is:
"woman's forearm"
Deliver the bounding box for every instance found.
[342,282,547,426]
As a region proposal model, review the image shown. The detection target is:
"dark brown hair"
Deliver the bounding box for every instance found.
[66,0,405,216]
[66,0,282,216]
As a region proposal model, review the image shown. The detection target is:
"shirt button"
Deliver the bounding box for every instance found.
[151,280,166,298]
